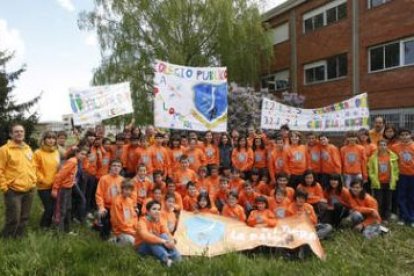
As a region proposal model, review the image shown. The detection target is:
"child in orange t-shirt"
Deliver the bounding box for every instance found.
[205,165,220,195]
[247,196,277,228]
[131,164,153,214]
[95,159,124,239]
[194,192,218,214]
[171,155,197,197]
[268,135,285,184]
[238,181,260,216]
[168,135,185,174]
[213,176,230,212]
[252,135,267,176]
[124,135,141,178]
[250,168,270,196]
[135,136,154,179]
[203,131,220,170]
[231,137,254,177]
[283,131,309,189]
[186,138,206,172]
[110,180,138,246]
[162,194,178,234]
[268,188,291,220]
[270,173,295,202]
[324,174,352,227]
[229,169,244,194]
[183,181,199,212]
[222,191,246,222]
[319,134,342,189]
[348,179,383,238]
[141,186,165,215]
[341,131,367,188]
[296,170,328,220]
[149,133,170,178]
[196,166,209,193]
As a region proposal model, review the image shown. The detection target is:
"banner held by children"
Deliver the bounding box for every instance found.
[174,211,326,260]
[153,60,228,132]
[261,93,369,131]
[69,82,133,125]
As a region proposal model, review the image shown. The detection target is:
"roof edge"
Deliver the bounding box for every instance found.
[262,0,308,22]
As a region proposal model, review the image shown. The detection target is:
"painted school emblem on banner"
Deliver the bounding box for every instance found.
[174,211,326,259]
[154,60,228,131]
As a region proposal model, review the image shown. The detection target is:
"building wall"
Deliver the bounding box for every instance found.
[264,0,414,113]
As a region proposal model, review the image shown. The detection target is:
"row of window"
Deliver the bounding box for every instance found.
[262,36,414,89]
[269,0,392,45]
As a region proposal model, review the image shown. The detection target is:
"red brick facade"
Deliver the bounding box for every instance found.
[264,0,414,111]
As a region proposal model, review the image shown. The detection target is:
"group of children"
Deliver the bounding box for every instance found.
[31,122,414,263]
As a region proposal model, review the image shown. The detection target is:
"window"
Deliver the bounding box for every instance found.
[368,0,391,9]
[303,0,347,33]
[261,70,290,91]
[304,54,347,84]
[268,22,289,45]
[369,38,414,72]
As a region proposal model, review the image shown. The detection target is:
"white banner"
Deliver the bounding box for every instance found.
[69,82,133,125]
[261,93,370,131]
[153,60,228,131]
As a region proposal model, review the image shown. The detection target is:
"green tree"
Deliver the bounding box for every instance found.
[79,0,272,126]
[0,51,40,148]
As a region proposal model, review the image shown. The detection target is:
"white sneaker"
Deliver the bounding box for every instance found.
[87,213,95,220]
[390,213,398,221]
[166,259,173,268]
[397,221,405,226]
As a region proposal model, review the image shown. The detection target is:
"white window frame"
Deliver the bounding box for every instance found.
[303,0,347,33]
[367,0,391,9]
[368,36,414,73]
[304,54,347,85]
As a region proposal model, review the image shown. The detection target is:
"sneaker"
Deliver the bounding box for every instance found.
[68,231,77,236]
[165,259,173,267]
[410,223,414,228]
[87,213,95,220]
[390,213,398,221]
[397,221,405,226]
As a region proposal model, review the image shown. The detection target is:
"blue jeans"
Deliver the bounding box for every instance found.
[137,234,181,263]
[397,174,414,223]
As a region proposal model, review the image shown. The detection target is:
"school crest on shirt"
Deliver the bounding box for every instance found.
[379,163,388,173]
[276,158,283,169]
[141,155,150,164]
[206,148,214,157]
[321,151,330,161]
[123,207,131,220]
[173,152,182,161]
[102,157,110,165]
[293,151,303,161]
[255,153,262,162]
[311,152,320,162]
[110,185,119,197]
[346,153,357,164]
[274,208,286,218]
[401,151,412,162]
[238,153,246,162]
[188,155,195,164]
[156,152,164,162]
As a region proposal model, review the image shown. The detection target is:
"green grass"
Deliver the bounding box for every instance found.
[1,196,414,275]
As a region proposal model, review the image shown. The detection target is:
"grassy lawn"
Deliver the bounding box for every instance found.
[1,196,414,275]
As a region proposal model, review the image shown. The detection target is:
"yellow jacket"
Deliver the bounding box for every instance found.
[0,140,37,192]
[34,146,60,190]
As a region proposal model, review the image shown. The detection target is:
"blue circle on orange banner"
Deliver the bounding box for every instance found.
[184,216,225,246]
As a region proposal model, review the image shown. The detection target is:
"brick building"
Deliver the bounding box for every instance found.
[262,0,414,130]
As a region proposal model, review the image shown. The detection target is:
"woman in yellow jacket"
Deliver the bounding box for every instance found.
[34,131,60,228]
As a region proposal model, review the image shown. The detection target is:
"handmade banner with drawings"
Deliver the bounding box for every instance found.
[153,60,228,131]
[174,211,326,260]
[69,82,133,125]
[261,93,369,131]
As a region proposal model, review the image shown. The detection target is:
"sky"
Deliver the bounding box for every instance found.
[0,0,287,122]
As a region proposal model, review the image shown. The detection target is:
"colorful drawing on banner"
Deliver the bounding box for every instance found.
[174,211,326,259]
[153,60,228,132]
[69,82,133,125]
[261,93,370,131]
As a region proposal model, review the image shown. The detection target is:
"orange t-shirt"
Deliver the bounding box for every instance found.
[229,178,244,194]
[349,194,381,226]
[160,210,177,234]
[238,191,259,210]
[307,144,321,173]
[320,144,342,174]
[222,204,246,222]
[196,177,209,193]
[169,147,185,172]
[110,195,138,236]
[270,186,295,202]
[247,209,277,227]
[171,168,197,197]
[253,149,267,169]
[252,181,270,196]
[124,144,140,174]
[377,153,391,184]
[203,144,219,165]
[287,202,317,225]
[283,144,309,175]
[340,144,367,178]
[186,148,206,172]
[134,216,171,247]
[134,147,153,175]
[96,150,111,179]
[109,145,128,166]
[231,148,254,172]
[149,145,170,176]
[324,188,352,208]
[205,175,220,195]
[362,142,377,159]
[297,183,325,205]
[392,142,414,175]
[131,176,153,205]
[95,174,123,210]
[268,149,284,182]
[183,193,199,211]
[268,197,291,219]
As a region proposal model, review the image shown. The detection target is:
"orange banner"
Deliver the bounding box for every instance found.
[174,211,326,260]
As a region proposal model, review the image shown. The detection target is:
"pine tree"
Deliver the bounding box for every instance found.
[0,51,40,148]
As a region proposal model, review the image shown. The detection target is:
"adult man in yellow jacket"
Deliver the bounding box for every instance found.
[0,124,37,238]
